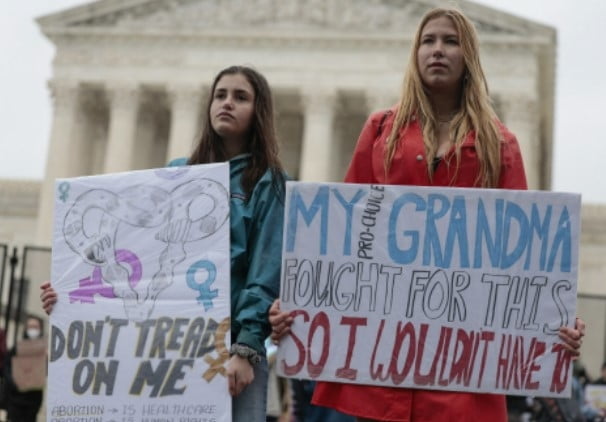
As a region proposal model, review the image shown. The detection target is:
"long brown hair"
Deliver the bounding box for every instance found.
[189,65,285,199]
[384,8,502,187]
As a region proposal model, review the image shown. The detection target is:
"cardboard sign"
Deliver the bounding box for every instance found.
[49,163,231,422]
[13,338,46,391]
[585,385,606,412]
[277,182,581,398]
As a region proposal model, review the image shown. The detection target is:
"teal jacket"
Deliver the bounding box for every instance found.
[169,155,284,354]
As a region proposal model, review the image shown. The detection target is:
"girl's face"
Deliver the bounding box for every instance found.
[416,16,466,92]
[210,73,255,151]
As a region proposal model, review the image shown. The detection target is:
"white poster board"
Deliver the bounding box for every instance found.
[277,181,581,398]
[49,163,231,422]
[585,385,606,412]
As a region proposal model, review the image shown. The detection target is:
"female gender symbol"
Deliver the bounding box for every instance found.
[186,260,218,311]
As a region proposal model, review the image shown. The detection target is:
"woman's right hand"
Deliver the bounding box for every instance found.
[269,299,293,342]
[226,355,254,396]
[40,281,57,315]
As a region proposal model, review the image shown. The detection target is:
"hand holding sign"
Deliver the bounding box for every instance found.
[558,317,586,358]
[40,281,57,315]
[269,299,292,343]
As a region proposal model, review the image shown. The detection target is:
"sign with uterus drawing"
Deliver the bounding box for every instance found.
[48,163,231,422]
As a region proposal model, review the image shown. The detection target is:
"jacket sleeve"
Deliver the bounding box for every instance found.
[498,128,528,190]
[167,157,188,167]
[232,176,284,354]
[344,110,387,184]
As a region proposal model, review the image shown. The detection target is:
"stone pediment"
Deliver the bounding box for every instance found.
[38,0,554,39]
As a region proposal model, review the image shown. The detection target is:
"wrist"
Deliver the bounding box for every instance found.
[230,343,261,366]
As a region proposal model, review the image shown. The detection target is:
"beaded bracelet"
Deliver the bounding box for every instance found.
[230,343,261,366]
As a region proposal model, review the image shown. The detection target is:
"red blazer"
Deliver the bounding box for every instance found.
[344,108,527,188]
[312,109,528,422]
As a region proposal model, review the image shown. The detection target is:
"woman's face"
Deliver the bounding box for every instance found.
[210,73,255,149]
[416,16,466,92]
[25,318,42,339]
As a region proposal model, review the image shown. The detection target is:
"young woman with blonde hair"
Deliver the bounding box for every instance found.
[269,7,585,421]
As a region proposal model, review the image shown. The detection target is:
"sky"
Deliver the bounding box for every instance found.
[1,1,604,204]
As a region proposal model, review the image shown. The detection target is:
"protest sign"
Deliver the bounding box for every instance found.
[49,163,230,422]
[585,385,606,413]
[12,338,46,391]
[276,181,581,398]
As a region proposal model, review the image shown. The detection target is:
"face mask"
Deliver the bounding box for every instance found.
[26,328,41,339]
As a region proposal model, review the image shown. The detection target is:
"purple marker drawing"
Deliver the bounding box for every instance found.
[69,249,142,304]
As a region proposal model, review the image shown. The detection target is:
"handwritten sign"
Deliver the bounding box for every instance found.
[586,385,606,412]
[49,163,231,422]
[276,182,581,398]
[12,338,46,391]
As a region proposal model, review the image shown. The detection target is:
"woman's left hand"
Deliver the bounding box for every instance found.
[558,316,586,358]
[226,355,254,396]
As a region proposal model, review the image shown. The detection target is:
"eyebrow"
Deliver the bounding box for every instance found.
[421,31,459,37]
[215,87,253,96]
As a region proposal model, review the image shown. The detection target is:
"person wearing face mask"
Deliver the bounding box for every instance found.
[3,315,46,422]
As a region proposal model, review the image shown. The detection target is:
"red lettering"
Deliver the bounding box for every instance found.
[525,339,545,390]
[507,336,523,389]
[508,336,544,391]
[518,337,539,390]
[335,316,366,380]
[495,334,546,392]
[281,310,309,376]
[495,333,512,389]
[476,331,495,389]
[307,312,330,378]
[370,319,389,381]
[414,325,449,386]
[437,326,454,386]
[550,343,571,393]
[388,322,417,385]
[449,329,478,386]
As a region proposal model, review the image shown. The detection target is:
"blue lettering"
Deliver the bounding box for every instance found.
[474,199,503,268]
[500,202,530,269]
[388,193,426,264]
[525,204,552,271]
[547,207,572,272]
[286,186,329,255]
[423,194,449,267]
[444,196,469,267]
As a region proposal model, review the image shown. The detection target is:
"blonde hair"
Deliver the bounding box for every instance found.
[384,7,502,187]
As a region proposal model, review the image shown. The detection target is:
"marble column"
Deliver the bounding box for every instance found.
[35,79,80,245]
[103,83,141,173]
[298,89,337,182]
[501,96,541,190]
[166,84,203,161]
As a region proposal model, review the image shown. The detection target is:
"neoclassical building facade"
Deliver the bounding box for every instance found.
[0,0,604,378]
[34,0,557,241]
